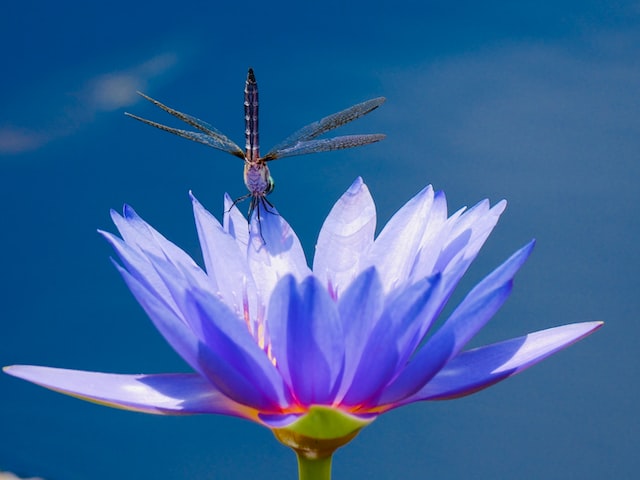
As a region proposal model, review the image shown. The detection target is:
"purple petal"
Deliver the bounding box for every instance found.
[267,275,344,405]
[313,177,376,297]
[101,231,183,317]
[405,190,450,275]
[334,267,384,401]
[437,200,507,287]
[114,263,204,375]
[4,365,253,417]
[120,251,284,411]
[110,206,203,279]
[364,185,435,292]
[408,199,507,292]
[247,206,311,305]
[410,321,603,401]
[341,275,442,407]
[190,193,259,321]
[182,286,291,411]
[378,241,535,405]
[222,192,251,249]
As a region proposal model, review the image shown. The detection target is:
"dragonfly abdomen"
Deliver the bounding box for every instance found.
[244,68,259,161]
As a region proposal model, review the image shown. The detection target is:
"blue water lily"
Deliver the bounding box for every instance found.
[5,177,601,473]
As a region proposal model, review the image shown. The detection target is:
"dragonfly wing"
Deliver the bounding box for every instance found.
[266,134,386,160]
[125,113,245,156]
[128,92,245,158]
[264,97,385,157]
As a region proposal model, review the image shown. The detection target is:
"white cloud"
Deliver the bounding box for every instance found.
[0,472,44,480]
[0,51,180,155]
[85,53,178,111]
[0,127,50,154]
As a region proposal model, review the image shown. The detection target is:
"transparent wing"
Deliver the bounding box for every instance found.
[126,92,245,159]
[264,97,385,160]
[266,134,386,160]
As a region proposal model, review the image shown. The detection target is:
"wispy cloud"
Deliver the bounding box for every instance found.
[0,51,182,155]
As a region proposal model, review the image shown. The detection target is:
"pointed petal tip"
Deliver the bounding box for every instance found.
[580,320,604,332]
[493,199,507,214]
[4,364,42,380]
[189,191,204,208]
[524,238,536,253]
[123,204,137,219]
[347,176,366,194]
[509,239,536,265]
[109,208,122,222]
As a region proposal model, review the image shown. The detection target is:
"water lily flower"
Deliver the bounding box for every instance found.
[4,178,601,479]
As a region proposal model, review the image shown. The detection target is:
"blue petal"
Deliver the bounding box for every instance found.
[364,185,435,292]
[183,286,291,411]
[223,193,250,248]
[408,321,603,401]
[268,275,344,405]
[111,206,203,278]
[408,199,507,292]
[191,193,259,322]
[101,231,183,317]
[341,275,442,407]
[378,241,535,405]
[313,177,376,297]
[4,366,253,417]
[113,263,204,375]
[334,267,384,401]
[247,206,311,306]
[145,254,291,410]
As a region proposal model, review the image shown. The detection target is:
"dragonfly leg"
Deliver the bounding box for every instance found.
[253,197,267,244]
[261,196,279,216]
[226,192,253,214]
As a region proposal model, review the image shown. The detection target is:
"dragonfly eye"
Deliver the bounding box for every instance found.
[266,176,275,195]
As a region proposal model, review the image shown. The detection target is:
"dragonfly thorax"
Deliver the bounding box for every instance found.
[244,162,274,197]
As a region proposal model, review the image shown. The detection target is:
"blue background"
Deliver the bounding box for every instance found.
[1,1,637,479]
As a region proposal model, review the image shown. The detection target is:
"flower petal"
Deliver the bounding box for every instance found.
[334,267,384,401]
[313,177,376,297]
[409,198,507,289]
[3,365,254,418]
[341,274,443,407]
[113,262,204,374]
[268,275,344,405]
[111,205,204,280]
[119,250,285,411]
[143,250,291,411]
[101,231,183,318]
[180,285,292,411]
[436,200,508,292]
[364,185,435,292]
[247,206,311,304]
[223,193,251,249]
[410,321,604,401]
[378,241,535,405]
[191,193,259,322]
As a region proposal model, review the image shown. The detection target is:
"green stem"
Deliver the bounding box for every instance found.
[296,452,332,480]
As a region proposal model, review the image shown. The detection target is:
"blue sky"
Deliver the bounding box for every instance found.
[1,1,638,479]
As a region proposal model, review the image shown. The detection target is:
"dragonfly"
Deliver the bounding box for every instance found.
[125,68,385,234]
